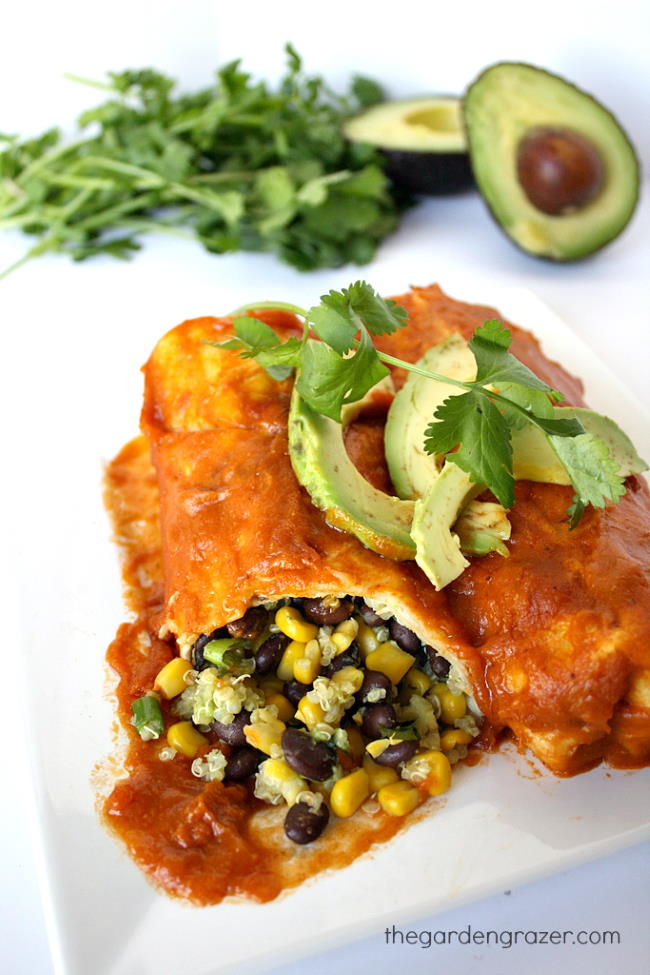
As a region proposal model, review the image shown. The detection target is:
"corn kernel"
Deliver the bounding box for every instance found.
[275,606,318,643]
[330,768,370,818]
[438,688,467,723]
[440,728,473,752]
[404,668,432,697]
[277,639,305,681]
[355,618,380,659]
[332,666,365,693]
[154,657,192,700]
[265,692,295,723]
[243,716,286,755]
[365,642,414,685]
[295,696,326,730]
[407,749,452,796]
[346,725,365,760]
[363,755,399,793]
[293,639,321,684]
[365,738,391,760]
[331,618,359,653]
[377,780,420,817]
[167,721,207,758]
[261,757,306,805]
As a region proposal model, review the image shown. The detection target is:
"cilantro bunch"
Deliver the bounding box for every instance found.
[0,46,399,278]
[218,281,630,526]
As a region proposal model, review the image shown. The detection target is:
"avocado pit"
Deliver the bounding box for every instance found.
[516,126,605,216]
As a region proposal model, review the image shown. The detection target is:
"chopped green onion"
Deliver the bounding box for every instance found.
[203,638,254,675]
[380,722,420,741]
[132,693,164,740]
[203,638,239,669]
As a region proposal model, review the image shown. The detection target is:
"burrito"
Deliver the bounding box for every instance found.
[102,283,650,905]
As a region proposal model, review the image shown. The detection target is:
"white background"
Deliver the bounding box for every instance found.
[1,2,649,974]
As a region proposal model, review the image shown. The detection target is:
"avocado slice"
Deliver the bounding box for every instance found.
[385,333,476,499]
[455,500,511,557]
[288,386,416,560]
[511,407,647,482]
[343,96,474,196]
[386,336,646,497]
[411,462,482,590]
[463,62,640,260]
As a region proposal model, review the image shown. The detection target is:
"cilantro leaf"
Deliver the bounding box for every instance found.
[470,320,558,393]
[232,315,283,350]
[296,332,388,421]
[307,280,408,355]
[307,291,358,354]
[496,381,555,429]
[425,390,515,507]
[351,75,385,107]
[548,433,627,524]
[212,316,301,380]
[342,280,408,336]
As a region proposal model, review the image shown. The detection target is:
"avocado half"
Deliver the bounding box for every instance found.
[463,62,640,260]
[343,96,474,195]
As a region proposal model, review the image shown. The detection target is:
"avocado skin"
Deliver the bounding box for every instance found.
[463,61,641,261]
[383,149,474,196]
[343,96,473,197]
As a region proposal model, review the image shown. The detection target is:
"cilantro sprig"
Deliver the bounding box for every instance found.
[0,47,398,279]
[212,281,632,525]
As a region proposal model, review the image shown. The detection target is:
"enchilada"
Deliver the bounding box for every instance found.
[102,283,650,903]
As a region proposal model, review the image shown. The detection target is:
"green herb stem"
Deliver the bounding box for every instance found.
[376,349,471,392]
[230,299,310,319]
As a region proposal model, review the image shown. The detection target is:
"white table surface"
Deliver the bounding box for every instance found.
[1,181,649,975]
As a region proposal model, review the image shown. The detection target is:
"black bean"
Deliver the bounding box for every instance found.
[281,729,336,781]
[389,620,421,655]
[210,709,251,747]
[284,801,329,844]
[426,645,451,679]
[361,703,397,740]
[356,669,392,706]
[255,633,289,675]
[374,739,419,767]
[192,628,227,671]
[224,746,262,782]
[283,679,311,707]
[302,596,354,626]
[326,642,361,676]
[226,606,268,640]
[357,601,385,627]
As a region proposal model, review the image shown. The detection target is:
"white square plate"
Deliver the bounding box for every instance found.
[2,247,649,975]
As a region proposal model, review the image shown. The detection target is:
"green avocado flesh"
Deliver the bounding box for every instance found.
[411,462,481,590]
[288,386,415,560]
[343,97,466,153]
[511,408,647,483]
[385,334,475,499]
[343,97,473,195]
[386,337,646,498]
[463,62,640,260]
